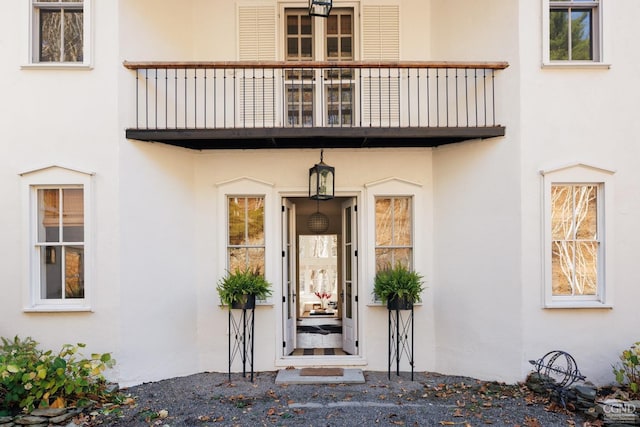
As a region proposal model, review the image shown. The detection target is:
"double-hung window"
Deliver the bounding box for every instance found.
[30,0,90,66]
[21,165,93,311]
[542,164,614,308]
[37,187,85,300]
[227,196,266,274]
[547,0,601,62]
[375,196,413,272]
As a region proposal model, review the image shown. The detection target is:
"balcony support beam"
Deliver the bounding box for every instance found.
[126,126,505,150]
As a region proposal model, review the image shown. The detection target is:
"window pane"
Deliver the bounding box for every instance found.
[375,198,392,246]
[247,248,265,275]
[550,10,569,60]
[551,185,572,240]
[375,248,392,271]
[393,197,411,246]
[340,15,352,34]
[301,38,312,58]
[246,197,264,245]
[228,248,248,272]
[571,9,592,60]
[327,15,338,35]
[287,15,298,35]
[575,241,597,295]
[65,246,84,298]
[40,9,62,62]
[63,10,83,62]
[574,185,597,240]
[287,38,298,58]
[341,37,353,58]
[228,198,246,245]
[326,37,338,58]
[62,188,84,241]
[551,241,574,295]
[39,189,60,242]
[391,248,412,269]
[300,15,312,35]
[40,246,62,299]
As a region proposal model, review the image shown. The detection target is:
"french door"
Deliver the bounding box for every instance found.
[341,198,358,355]
[282,199,296,355]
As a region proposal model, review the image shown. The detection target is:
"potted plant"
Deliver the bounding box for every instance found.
[216,267,273,310]
[373,263,425,310]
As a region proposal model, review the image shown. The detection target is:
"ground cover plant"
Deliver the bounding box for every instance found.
[613,340,640,396]
[0,335,117,416]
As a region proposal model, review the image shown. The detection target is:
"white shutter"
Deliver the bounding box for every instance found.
[238,6,276,60]
[361,6,400,126]
[362,6,399,61]
[238,6,277,126]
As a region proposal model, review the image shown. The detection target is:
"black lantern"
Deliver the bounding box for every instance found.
[309,0,332,17]
[309,150,335,200]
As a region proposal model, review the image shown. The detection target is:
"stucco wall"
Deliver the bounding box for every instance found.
[0,0,122,373]
[430,0,523,383]
[518,0,640,385]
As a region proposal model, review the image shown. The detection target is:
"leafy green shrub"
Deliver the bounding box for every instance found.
[0,335,116,414]
[373,263,425,305]
[216,267,273,308]
[612,341,640,396]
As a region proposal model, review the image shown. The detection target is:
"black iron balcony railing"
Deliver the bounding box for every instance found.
[124,61,508,149]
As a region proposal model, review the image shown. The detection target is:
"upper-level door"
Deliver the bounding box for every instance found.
[284,8,355,127]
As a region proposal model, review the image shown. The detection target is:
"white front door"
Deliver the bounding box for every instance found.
[282,199,296,355]
[341,198,358,355]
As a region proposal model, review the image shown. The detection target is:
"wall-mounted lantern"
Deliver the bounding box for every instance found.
[309,150,335,201]
[309,0,332,17]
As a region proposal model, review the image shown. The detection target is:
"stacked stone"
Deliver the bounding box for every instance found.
[0,407,85,427]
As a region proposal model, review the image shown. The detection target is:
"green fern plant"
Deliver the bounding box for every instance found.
[216,267,272,308]
[373,263,425,305]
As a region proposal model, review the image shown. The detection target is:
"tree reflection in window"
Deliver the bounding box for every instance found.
[228,196,265,274]
[551,185,598,296]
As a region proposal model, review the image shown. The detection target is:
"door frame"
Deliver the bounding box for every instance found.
[277,191,364,365]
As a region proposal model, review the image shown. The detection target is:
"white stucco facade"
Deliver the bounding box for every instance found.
[1,0,638,388]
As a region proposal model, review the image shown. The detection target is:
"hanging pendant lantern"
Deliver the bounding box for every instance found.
[309,150,335,201]
[309,0,332,18]
[307,200,330,233]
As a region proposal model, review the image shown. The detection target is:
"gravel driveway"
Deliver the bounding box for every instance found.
[93,371,587,426]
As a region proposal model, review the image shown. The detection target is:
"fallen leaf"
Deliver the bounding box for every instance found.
[523,416,542,427]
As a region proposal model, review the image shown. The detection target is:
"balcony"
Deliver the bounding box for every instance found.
[124,61,508,150]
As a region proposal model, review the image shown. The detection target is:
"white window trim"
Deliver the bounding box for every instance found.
[541,0,609,68]
[364,177,427,306]
[215,176,276,306]
[23,0,93,69]
[20,165,94,312]
[540,163,615,309]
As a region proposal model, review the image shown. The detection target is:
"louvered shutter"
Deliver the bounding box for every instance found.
[361,6,400,126]
[238,6,276,126]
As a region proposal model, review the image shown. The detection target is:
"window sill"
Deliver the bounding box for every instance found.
[367,302,423,307]
[543,302,612,309]
[21,63,93,71]
[542,61,611,70]
[24,305,93,313]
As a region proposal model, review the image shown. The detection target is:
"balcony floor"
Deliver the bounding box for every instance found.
[126,126,505,150]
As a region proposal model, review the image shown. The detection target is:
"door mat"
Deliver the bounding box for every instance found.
[299,367,344,376]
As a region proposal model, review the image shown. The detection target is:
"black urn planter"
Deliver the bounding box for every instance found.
[386,296,413,311]
[231,294,256,310]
